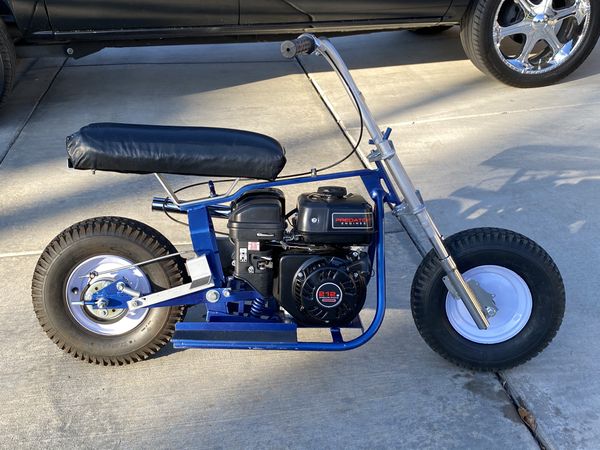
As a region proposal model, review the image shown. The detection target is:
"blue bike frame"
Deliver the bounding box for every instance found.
[157,164,398,351]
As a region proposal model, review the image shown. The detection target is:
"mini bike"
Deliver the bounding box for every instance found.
[32,35,565,369]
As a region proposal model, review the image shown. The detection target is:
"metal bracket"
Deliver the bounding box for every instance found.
[127,255,214,310]
[154,173,181,204]
[367,128,396,162]
[444,277,498,318]
[468,280,498,318]
[127,279,214,310]
[367,140,396,162]
[392,195,426,216]
[154,173,241,207]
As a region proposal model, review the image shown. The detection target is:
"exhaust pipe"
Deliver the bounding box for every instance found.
[152,197,184,214]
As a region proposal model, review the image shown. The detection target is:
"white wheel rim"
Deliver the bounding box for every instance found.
[445,265,533,344]
[65,255,151,336]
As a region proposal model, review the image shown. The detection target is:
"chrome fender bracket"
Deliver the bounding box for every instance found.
[127,279,214,310]
[127,255,214,310]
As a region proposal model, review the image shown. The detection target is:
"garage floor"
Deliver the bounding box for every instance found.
[1,29,599,449]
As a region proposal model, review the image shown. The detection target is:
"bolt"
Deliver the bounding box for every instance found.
[485,306,497,318]
[89,271,98,279]
[206,290,220,303]
[248,266,255,274]
[222,289,231,298]
[297,272,304,278]
[130,300,142,308]
[66,47,74,55]
[353,272,359,279]
[311,217,318,224]
[71,287,79,295]
[116,282,126,292]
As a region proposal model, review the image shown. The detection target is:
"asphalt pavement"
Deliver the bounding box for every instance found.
[1,28,599,449]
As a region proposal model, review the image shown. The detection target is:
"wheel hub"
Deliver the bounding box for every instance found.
[83,279,128,321]
[532,13,548,24]
[65,255,151,336]
[494,0,591,74]
[445,265,533,344]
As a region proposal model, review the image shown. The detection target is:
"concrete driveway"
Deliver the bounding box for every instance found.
[0,29,599,449]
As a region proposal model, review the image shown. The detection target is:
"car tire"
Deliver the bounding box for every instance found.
[460,0,600,87]
[0,20,16,105]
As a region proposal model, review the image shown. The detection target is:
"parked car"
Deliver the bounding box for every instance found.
[1,0,598,105]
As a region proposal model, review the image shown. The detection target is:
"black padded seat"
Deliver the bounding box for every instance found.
[66,123,287,180]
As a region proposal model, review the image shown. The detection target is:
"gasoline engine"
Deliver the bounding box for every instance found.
[227,186,373,326]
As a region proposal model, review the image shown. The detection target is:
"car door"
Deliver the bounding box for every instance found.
[44,0,239,31]
[241,0,452,24]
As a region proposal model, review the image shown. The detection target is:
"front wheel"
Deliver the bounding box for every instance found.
[411,228,565,371]
[460,0,600,87]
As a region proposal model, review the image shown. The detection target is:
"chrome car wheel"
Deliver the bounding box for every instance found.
[494,0,592,73]
[461,0,599,87]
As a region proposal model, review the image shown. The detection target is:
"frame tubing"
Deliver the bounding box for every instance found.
[175,168,375,211]
[172,188,388,351]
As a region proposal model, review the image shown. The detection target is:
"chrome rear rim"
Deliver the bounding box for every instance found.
[494,0,591,74]
[65,255,151,336]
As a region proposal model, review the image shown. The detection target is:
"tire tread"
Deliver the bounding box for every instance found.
[31,216,187,366]
[411,227,565,371]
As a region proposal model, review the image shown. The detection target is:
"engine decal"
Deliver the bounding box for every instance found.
[331,212,373,229]
[316,282,343,308]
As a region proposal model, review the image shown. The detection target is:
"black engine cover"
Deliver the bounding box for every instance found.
[296,186,374,245]
[227,188,285,296]
[275,254,368,326]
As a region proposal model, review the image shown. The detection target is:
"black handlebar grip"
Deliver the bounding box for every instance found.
[280,36,316,58]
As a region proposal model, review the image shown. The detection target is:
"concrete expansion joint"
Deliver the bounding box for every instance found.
[496,371,551,450]
[0,58,68,167]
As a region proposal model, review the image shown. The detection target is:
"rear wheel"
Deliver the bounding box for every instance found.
[32,217,188,365]
[411,228,565,371]
[460,0,600,87]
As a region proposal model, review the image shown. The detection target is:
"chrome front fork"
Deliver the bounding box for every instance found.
[311,35,492,329]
